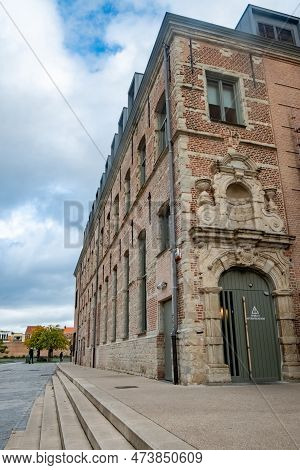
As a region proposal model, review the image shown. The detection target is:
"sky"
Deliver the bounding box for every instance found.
[0,0,299,333]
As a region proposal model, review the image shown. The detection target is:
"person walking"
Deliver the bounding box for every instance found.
[59,351,63,362]
[29,348,34,364]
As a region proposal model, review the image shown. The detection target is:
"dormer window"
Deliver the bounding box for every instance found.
[258,22,295,44]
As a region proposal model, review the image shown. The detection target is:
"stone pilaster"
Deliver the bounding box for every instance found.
[273,289,300,379]
[201,287,231,383]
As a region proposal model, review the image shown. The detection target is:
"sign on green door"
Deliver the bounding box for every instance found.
[219,269,281,383]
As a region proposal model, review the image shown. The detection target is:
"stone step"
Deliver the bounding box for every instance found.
[40,383,62,450]
[52,376,92,450]
[58,365,194,450]
[56,371,134,450]
[5,431,25,450]
[20,394,44,450]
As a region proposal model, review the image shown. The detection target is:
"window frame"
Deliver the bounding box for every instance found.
[257,21,295,44]
[276,26,295,44]
[206,72,243,126]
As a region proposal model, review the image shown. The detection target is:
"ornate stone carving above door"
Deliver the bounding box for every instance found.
[195,152,285,234]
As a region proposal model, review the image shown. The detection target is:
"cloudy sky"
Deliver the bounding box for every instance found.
[0,0,299,332]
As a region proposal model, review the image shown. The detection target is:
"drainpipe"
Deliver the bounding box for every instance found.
[92,220,100,368]
[163,44,179,385]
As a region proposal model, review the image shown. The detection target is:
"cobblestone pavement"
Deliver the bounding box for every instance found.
[0,361,57,449]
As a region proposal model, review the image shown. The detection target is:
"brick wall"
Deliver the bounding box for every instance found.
[263,57,300,338]
[74,28,300,382]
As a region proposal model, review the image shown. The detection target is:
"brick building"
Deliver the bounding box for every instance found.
[73,5,300,384]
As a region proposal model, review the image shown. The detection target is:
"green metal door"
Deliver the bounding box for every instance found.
[163,299,173,382]
[219,269,281,383]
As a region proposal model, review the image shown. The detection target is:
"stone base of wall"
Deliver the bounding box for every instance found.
[78,334,164,380]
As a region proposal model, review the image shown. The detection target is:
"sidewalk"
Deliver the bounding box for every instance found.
[60,364,300,450]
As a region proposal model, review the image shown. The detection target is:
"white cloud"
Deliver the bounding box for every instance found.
[0,0,298,330]
[0,305,74,333]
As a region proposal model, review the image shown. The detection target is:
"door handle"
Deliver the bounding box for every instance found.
[242,296,253,380]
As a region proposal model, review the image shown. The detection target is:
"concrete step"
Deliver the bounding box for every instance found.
[52,376,92,450]
[58,365,194,450]
[56,371,133,450]
[5,431,25,450]
[19,394,44,450]
[40,383,62,450]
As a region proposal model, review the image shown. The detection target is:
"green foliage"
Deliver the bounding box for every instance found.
[0,340,8,354]
[40,326,69,352]
[25,325,69,361]
[25,326,45,350]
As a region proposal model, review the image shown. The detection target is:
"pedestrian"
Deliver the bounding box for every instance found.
[59,351,63,362]
[29,348,34,364]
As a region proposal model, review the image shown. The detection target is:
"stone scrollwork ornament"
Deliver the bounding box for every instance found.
[195,178,217,226]
[262,187,284,233]
[192,153,285,234]
[235,244,259,266]
[195,178,213,206]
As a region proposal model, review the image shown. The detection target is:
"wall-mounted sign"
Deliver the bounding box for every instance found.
[247,306,265,321]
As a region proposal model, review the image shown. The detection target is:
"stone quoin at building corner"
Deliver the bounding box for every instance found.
[73,4,300,384]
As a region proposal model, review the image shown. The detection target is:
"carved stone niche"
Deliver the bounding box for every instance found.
[195,152,285,234]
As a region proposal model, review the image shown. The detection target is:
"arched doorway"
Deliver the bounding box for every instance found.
[219,269,281,382]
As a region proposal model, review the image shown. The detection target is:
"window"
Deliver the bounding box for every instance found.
[103,277,109,344]
[139,137,146,186]
[96,286,101,346]
[113,195,119,234]
[106,212,110,250]
[276,27,294,44]
[123,251,130,339]
[258,22,295,44]
[125,169,131,214]
[111,267,117,342]
[159,203,170,252]
[207,75,240,125]
[156,94,168,154]
[258,22,275,39]
[138,230,147,333]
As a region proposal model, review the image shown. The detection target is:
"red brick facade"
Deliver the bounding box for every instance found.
[74,14,300,384]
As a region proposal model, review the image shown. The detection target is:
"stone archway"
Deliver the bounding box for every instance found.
[187,151,300,384]
[193,245,300,383]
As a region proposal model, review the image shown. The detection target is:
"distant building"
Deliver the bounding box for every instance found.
[0,331,10,342]
[8,333,25,342]
[1,331,25,342]
[73,5,300,384]
[25,325,39,340]
[63,326,76,339]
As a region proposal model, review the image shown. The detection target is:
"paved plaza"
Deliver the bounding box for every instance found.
[1,360,300,450]
[60,364,300,450]
[0,361,57,449]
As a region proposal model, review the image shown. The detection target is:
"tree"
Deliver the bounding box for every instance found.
[39,326,69,361]
[25,326,45,359]
[0,340,8,354]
